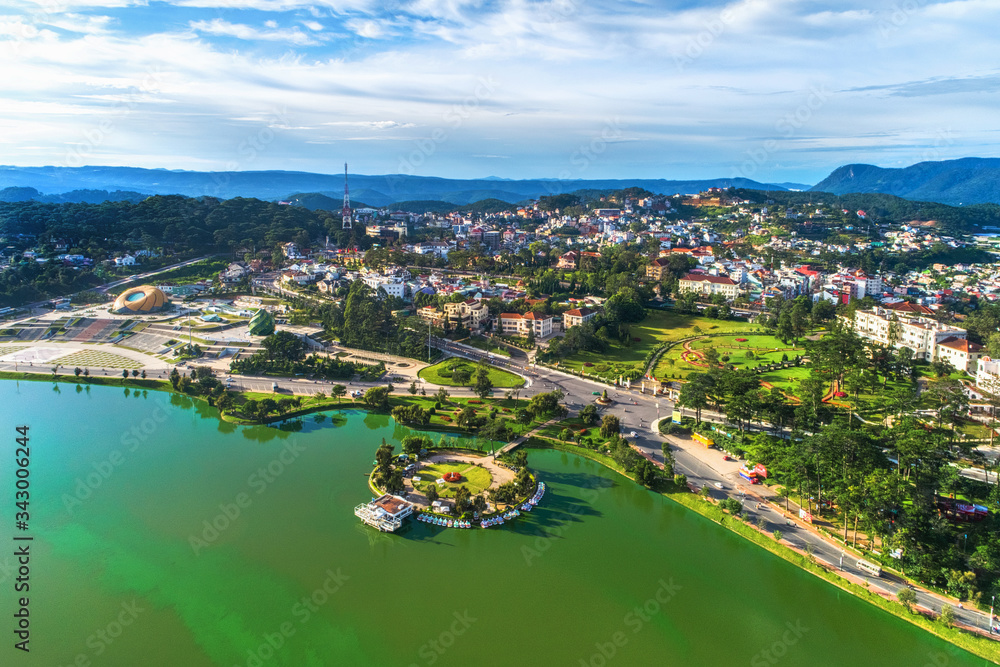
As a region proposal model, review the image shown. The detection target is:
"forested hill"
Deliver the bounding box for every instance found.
[0,195,350,256]
[810,157,1000,205]
[732,189,1000,233]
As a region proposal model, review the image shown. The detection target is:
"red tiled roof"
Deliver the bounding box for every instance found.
[681,273,736,285]
[885,301,933,315]
[938,337,983,353]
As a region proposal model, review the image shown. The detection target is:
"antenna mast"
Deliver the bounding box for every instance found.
[342,162,352,229]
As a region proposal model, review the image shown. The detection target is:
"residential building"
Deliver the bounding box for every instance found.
[562,307,598,330]
[645,257,672,281]
[557,251,577,270]
[842,305,967,362]
[935,336,984,373]
[500,311,553,338]
[443,300,490,330]
[678,273,740,300]
[977,357,1000,395]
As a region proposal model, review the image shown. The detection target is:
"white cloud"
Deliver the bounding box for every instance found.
[188,19,320,45]
[322,120,416,129]
[0,0,996,180]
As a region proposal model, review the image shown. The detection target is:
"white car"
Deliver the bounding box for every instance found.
[630,431,637,437]
[713,482,724,490]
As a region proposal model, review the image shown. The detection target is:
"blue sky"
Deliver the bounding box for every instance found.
[1,0,997,184]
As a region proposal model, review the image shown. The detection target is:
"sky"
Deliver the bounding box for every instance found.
[1,0,998,185]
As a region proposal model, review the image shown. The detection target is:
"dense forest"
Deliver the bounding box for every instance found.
[0,196,376,306]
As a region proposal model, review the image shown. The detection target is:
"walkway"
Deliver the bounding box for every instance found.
[497,418,558,454]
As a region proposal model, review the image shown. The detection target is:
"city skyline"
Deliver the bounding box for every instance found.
[1,0,997,183]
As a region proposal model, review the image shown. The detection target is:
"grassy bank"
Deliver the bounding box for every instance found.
[418,358,524,388]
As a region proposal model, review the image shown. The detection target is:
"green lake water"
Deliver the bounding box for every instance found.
[1,380,992,666]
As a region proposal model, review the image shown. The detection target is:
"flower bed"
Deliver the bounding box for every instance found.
[736,338,748,342]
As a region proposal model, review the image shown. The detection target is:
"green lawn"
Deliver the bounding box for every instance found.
[536,416,589,439]
[418,358,524,388]
[462,335,511,357]
[653,331,807,382]
[413,461,493,497]
[756,365,813,392]
[560,310,755,380]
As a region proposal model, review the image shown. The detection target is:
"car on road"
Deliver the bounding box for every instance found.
[630,431,637,437]
[592,391,601,396]
[713,482,724,489]
[722,455,733,461]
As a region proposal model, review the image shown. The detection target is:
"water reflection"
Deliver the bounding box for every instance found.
[363,412,390,430]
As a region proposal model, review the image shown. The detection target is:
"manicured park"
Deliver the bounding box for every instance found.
[558,309,752,380]
[654,333,807,381]
[418,357,524,388]
[412,460,493,498]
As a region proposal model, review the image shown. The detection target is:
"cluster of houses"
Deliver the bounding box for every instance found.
[415,296,600,339]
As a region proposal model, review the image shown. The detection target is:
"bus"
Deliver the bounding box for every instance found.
[692,432,714,447]
[856,559,881,577]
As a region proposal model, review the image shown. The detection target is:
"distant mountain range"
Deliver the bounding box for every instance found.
[810,157,1000,206]
[4,159,999,209]
[0,186,148,204]
[0,165,801,207]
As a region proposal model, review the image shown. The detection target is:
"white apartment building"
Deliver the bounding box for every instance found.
[500,312,553,338]
[936,337,984,373]
[562,307,598,330]
[678,273,740,300]
[977,357,1000,395]
[843,304,966,362]
[362,275,406,299]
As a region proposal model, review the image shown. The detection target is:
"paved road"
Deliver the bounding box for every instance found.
[2,324,995,635]
[426,340,998,635]
[4,255,218,321]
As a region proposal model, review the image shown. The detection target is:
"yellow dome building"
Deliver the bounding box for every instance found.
[112,285,169,314]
